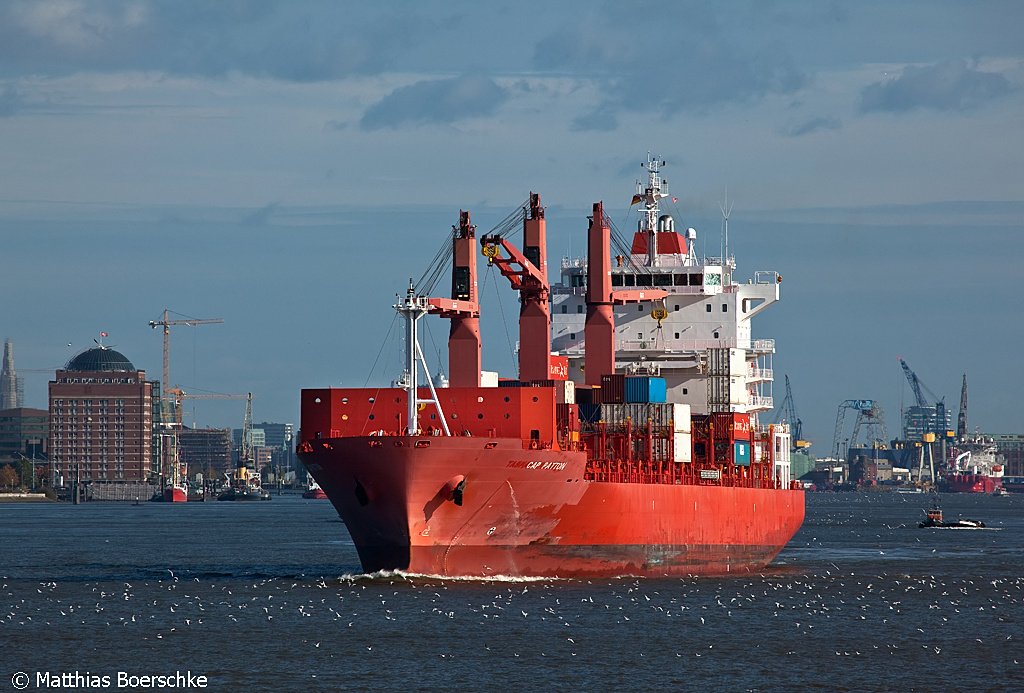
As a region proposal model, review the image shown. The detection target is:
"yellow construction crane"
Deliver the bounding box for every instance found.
[164,387,247,426]
[148,309,223,423]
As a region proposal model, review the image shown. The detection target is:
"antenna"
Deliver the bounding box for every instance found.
[719,187,733,276]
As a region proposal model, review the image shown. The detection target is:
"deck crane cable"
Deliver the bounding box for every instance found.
[483,263,517,372]
[487,197,531,241]
[362,311,399,388]
[421,318,447,381]
[415,197,529,297]
[605,212,651,274]
[415,235,454,297]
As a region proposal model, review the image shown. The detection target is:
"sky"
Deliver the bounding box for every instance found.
[1,0,1022,450]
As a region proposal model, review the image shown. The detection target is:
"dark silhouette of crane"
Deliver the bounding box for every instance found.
[898,358,946,438]
[774,375,810,451]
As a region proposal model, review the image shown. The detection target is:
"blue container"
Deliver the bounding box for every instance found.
[578,403,602,424]
[624,376,667,403]
[734,440,751,467]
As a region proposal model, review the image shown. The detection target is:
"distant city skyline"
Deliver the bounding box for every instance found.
[2,2,1022,447]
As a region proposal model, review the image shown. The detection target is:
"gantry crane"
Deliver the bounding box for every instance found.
[149,309,223,423]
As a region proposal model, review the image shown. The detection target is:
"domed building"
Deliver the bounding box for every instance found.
[49,345,159,490]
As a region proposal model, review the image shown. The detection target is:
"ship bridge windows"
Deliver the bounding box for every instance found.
[636,274,653,287]
[654,273,672,287]
[570,274,586,288]
[612,274,623,287]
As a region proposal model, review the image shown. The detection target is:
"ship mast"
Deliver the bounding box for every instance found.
[396,282,451,436]
[637,153,668,267]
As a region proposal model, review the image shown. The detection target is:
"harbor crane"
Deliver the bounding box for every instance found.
[149,309,223,423]
[832,399,888,462]
[773,374,811,451]
[898,357,946,437]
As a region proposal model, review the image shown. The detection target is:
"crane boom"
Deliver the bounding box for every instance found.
[899,358,928,408]
[149,309,224,421]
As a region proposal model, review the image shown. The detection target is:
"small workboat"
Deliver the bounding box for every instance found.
[918,502,985,529]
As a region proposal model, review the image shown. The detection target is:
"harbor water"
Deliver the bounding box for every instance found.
[1,492,1021,691]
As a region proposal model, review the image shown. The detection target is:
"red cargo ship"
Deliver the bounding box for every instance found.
[940,437,1004,493]
[298,156,804,577]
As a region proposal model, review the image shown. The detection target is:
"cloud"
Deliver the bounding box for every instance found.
[783,116,842,137]
[0,86,25,117]
[359,75,508,130]
[860,59,1012,113]
[0,2,423,81]
[531,6,805,125]
[571,107,618,132]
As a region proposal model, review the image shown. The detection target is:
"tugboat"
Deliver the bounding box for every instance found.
[918,500,985,528]
[218,393,271,501]
[302,474,328,499]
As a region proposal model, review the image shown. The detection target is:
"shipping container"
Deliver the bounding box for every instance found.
[578,403,602,425]
[710,412,751,440]
[673,432,692,464]
[548,355,569,381]
[624,376,667,403]
[671,403,691,433]
[734,440,751,466]
[576,385,597,406]
[600,374,626,404]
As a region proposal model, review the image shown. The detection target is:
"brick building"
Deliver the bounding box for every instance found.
[48,347,158,485]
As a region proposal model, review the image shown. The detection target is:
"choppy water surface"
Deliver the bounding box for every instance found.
[1,492,1021,691]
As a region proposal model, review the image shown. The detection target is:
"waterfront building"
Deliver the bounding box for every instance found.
[0,407,47,460]
[48,347,158,485]
[990,433,1024,476]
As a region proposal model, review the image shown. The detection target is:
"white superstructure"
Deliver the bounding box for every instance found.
[551,154,781,423]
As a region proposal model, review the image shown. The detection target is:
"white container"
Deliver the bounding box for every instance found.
[671,403,691,433]
[673,432,692,464]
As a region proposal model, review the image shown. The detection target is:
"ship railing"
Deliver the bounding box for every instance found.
[583,458,782,489]
[753,271,781,285]
[748,395,774,409]
[617,338,738,352]
[748,367,773,380]
[751,339,775,352]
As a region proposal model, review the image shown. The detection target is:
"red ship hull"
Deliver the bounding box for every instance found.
[302,487,328,499]
[163,486,188,503]
[940,473,1000,493]
[301,436,804,578]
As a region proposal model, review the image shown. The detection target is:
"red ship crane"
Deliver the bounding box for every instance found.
[480,193,552,381]
[584,202,669,385]
[424,211,481,387]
